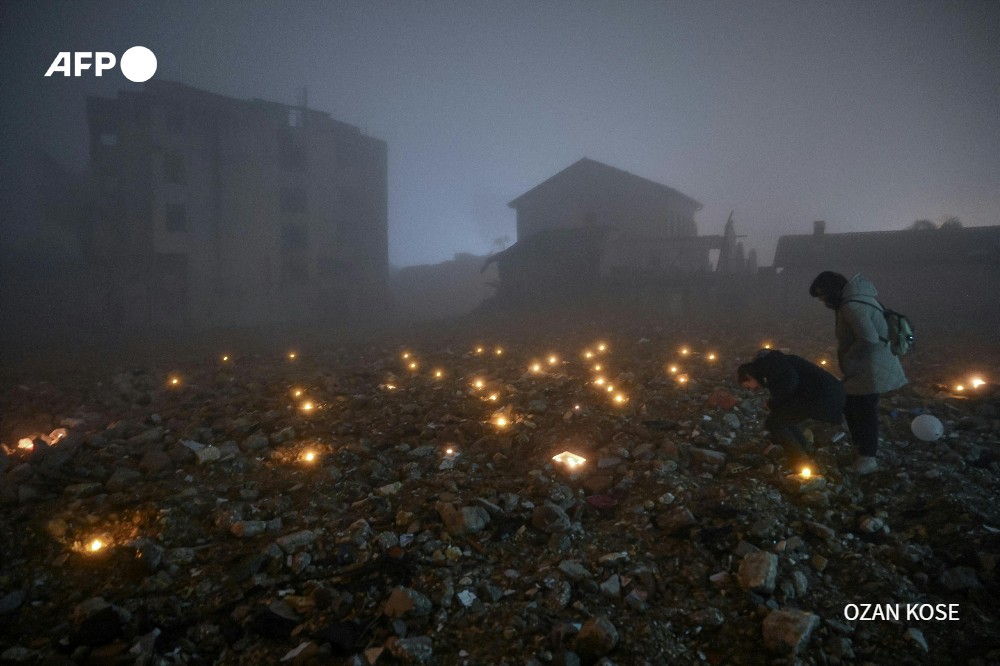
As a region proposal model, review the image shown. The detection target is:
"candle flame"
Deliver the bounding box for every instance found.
[88,539,104,553]
[446,448,454,455]
[473,379,484,389]
[495,416,508,427]
[597,343,607,352]
[303,451,316,462]
[222,355,230,362]
[820,359,828,366]
[409,362,418,370]
[707,353,716,361]
[548,355,557,365]
[301,401,314,412]
[669,365,678,374]
[614,393,626,404]
[434,370,443,378]
[763,343,772,350]
[552,450,586,467]
[475,347,483,354]
[402,352,410,359]
[531,363,541,373]
[955,385,965,392]
[801,467,812,478]
[584,351,594,359]
[680,347,690,356]
[677,374,689,384]
[495,347,503,355]
[488,393,499,401]
[288,351,297,360]
[971,377,986,388]
[17,437,34,451]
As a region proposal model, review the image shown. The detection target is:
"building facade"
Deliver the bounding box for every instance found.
[86,80,388,330]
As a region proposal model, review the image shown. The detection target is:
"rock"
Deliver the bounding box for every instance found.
[557,560,592,581]
[690,447,726,465]
[0,589,26,615]
[104,466,141,492]
[762,609,819,654]
[384,587,433,619]
[575,616,619,660]
[386,635,433,663]
[532,502,571,533]
[938,566,980,592]
[241,433,270,452]
[436,503,490,535]
[275,530,317,553]
[139,450,172,475]
[656,506,696,532]
[738,551,778,594]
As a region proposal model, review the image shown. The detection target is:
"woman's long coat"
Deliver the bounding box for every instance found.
[835,274,908,395]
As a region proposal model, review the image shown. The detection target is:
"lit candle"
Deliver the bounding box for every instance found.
[88,538,104,553]
[17,437,34,451]
[495,416,508,428]
[221,354,230,362]
[584,351,594,359]
[819,359,828,366]
[677,374,689,385]
[597,343,607,352]
[475,346,484,354]
[548,355,558,365]
[530,363,542,373]
[385,384,397,390]
[552,450,587,467]
[668,365,679,374]
[434,369,443,379]
[402,351,411,359]
[614,393,627,404]
[955,385,965,392]
[707,353,717,362]
[594,364,602,372]
[594,377,605,386]
[409,362,418,371]
[762,342,772,350]
[300,401,315,413]
[785,465,826,493]
[288,351,297,360]
[487,393,499,401]
[971,377,986,389]
[167,375,181,388]
[473,379,484,389]
[680,346,690,356]
[801,466,812,479]
[292,388,304,398]
[495,347,503,356]
[302,450,316,463]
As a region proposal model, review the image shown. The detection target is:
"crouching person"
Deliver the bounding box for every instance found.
[738,349,846,469]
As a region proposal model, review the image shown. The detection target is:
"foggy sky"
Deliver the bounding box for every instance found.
[2,0,998,267]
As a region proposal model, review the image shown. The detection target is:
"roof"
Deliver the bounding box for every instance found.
[773,226,1000,269]
[507,158,703,211]
[481,227,611,271]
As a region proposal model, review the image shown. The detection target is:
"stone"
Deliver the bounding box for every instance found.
[104,467,141,492]
[386,636,433,663]
[384,587,433,619]
[532,502,571,533]
[738,551,778,594]
[762,609,820,654]
[576,616,619,660]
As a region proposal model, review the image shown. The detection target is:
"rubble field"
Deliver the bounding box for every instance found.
[1,320,998,666]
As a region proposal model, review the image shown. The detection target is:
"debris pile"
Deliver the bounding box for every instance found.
[1,324,998,665]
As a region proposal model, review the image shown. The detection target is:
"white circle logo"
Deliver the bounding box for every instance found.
[120,46,157,83]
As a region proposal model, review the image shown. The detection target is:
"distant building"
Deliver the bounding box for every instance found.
[85,80,388,329]
[487,158,731,299]
[771,220,1000,326]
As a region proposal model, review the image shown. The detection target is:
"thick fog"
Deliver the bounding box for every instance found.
[1,0,998,361]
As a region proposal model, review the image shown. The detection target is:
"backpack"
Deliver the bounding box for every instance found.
[842,300,915,357]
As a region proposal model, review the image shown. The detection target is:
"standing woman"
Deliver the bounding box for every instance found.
[809,271,908,474]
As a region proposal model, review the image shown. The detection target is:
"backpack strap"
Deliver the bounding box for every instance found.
[839,299,890,345]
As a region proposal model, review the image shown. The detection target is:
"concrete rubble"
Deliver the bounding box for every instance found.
[1,321,998,664]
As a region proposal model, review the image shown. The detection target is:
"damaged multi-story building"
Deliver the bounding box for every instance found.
[85,80,388,330]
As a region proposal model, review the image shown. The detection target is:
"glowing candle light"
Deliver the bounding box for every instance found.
[300,401,315,413]
[288,351,297,360]
[409,362,418,370]
[495,416,508,428]
[552,450,586,467]
[971,377,986,389]
[669,365,679,374]
[488,393,499,401]
[584,351,594,359]
[801,466,812,479]
[548,355,558,365]
[445,447,454,456]
[606,385,614,392]
[292,388,304,398]
[475,346,484,354]
[763,342,772,350]
[88,539,104,553]
[955,385,965,392]
[819,359,828,366]
[530,363,542,373]
[402,352,411,359]
[614,393,626,404]
[680,346,690,356]
[707,353,717,362]
[594,377,605,386]
[473,379,484,389]
[434,369,443,379]
[574,404,580,410]
[385,384,397,391]
[17,438,34,451]
[597,343,607,352]
[677,374,689,385]
[302,450,316,463]
[221,354,230,362]
[594,364,602,372]
[495,347,503,356]
[168,375,181,388]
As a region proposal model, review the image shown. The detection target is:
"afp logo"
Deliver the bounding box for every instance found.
[45,46,157,83]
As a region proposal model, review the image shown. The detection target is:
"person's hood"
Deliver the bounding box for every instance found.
[842,273,878,301]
